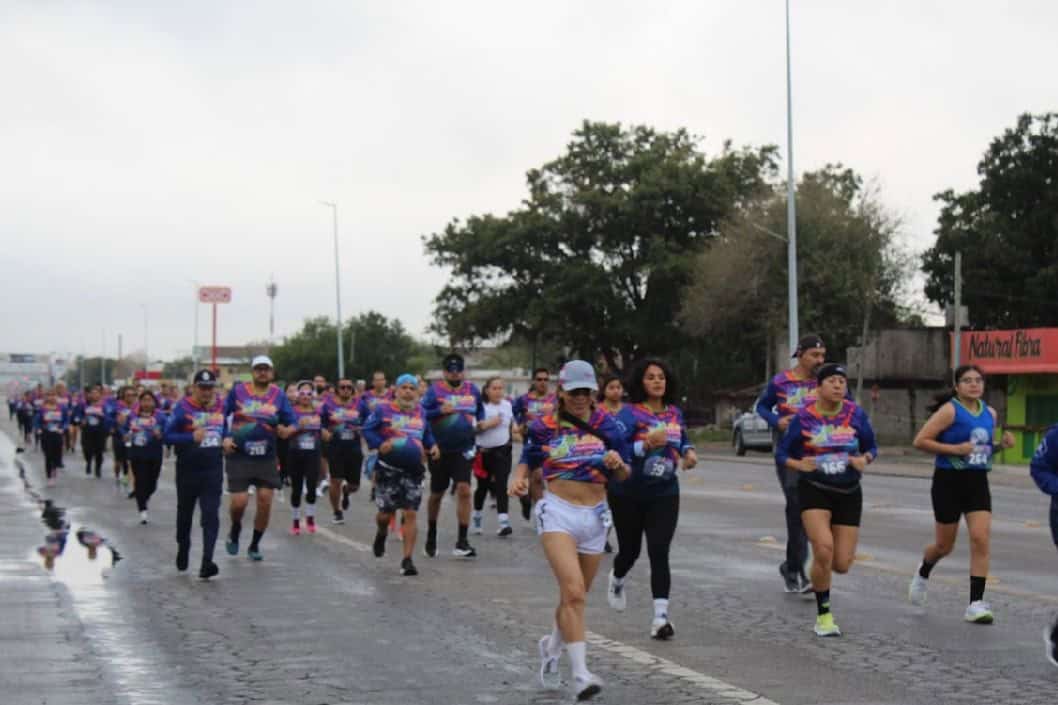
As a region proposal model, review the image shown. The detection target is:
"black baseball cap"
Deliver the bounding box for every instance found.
[442,353,465,373]
[192,369,217,387]
[816,363,847,385]
[792,335,826,358]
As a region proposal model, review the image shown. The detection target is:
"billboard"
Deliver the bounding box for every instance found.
[956,328,1058,374]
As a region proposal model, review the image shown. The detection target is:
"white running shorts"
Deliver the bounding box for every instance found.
[534,492,607,555]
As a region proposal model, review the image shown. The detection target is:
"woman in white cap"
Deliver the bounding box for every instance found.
[510,360,631,701]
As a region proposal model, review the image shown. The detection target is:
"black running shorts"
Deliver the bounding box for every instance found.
[931,468,991,524]
[798,478,863,527]
[428,450,472,494]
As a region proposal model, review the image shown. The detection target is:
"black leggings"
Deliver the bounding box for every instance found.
[609,492,680,600]
[473,445,511,514]
[82,429,106,477]
[42,431,64,477]
[286,451,320,508]
[112,434,129,476]
[130,457,162,511]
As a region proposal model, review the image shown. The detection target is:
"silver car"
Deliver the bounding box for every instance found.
[732,410,772,456]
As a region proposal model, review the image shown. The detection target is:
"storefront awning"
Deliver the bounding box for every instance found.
[956,328,1058,373]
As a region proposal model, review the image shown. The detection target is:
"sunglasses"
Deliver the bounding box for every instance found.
[565,388,593,397]
[338,384,354,390]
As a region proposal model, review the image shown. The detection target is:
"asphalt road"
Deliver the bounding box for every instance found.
[1,418,1056,705]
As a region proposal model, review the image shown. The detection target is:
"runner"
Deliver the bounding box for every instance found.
[324,377,364,524]
[17,391,34,444]
[473,377,514,537]
[510,360,631,701]
[287,381,329,535]
[362,373,440,576]
[421,353,484,559]
[34,388,68,487]
[1029,422,1058,667]
[360,370,392,485]
[55,381,75,454]
[124,390,167,524]
[605,358,698,640]
[109,385,137,490]
[222,355,296,561]
[756,334,829,594]
[312,374,333,500]
[164,369,226,579]
[596,374,628,553]
[776,363,878,637]
[276,382,298,490]
[513,368,557,520]
[76,385,108,478]
[908,364,1015,624]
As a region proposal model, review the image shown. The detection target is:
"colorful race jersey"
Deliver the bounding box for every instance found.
[360,389,394,417]
[1030,425,1058,496]
[610,403,692,497]
[164,396,227,470]
[224,383,295,459]
[422,380,483,453]
[512,392,557,427]
[756,370,818,429]
[290,406,327,454]
[108,401,133,437]
[363,401,436,472]
[125,411,167,460]
[324,395,364,446]
[78,402,109,431]
[777,399,878,489]
[935,399,995,472]
[35,406,68,434]
[520,409,631,485]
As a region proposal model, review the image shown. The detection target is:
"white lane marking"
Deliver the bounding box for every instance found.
[585,631,781,705]
[314,525,371,552]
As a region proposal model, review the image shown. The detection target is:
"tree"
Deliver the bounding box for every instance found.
[680,165,915,384]
[269,311,431,383]
[923,113,1058,328]
[162,356,194,381]
[64,356,120,388]
[423,120,778,372]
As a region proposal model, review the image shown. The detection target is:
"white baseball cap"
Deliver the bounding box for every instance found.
[558,360,598,392]
[251,355,274,369]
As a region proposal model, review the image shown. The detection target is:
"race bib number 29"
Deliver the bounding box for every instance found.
[245,440,267,456]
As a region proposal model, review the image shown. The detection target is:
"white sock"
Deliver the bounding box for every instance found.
[653,598,669,620]
[566,641,590,679]
[498,513,510,525]
[472,509,483,520]
[612,571,625,587]
[546,622,563,657]
[305,503,315,518]
[291,507,300,520]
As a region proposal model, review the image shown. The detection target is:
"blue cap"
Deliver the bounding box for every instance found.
[396,373,417,387]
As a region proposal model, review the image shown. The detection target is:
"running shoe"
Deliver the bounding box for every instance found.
[964,601,994,624]
[139,510,148,525]
[573,672,602,701]
[225,536,239,556]
[306,517,317,534]
[814,613,842,637]
[400,557,418,577]
[650,616,675,640]
[341,484,351,511]
[606,570,626,611]
[537,636,561,689]
[247,547,263,561]
[471,514,483,535]
[373,530,386,558]
[199,561,219,580]
[798,572,813,594]
[1045,615,1058,668]
[779,562,800,593]
[908,574,929,607]
[332,511,345,525]
[290,521,301,536]
[497,522,513,538]
[424,535,437,558]
[453,541,477,558]
[176,546,189,572]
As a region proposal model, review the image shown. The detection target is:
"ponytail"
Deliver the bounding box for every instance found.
[927,364,985,414]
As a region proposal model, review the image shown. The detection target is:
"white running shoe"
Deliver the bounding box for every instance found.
[606,570,626,611]
[139,510,148,525]
[1044,616,1058,668]
[572,672,602,701]
[537,636,561,689]
[964,601,994,624]
[650,616,675,640]
[471,514,483,535]
[909,574,928,607]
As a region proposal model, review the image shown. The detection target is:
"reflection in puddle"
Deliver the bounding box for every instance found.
[32,529,117,584]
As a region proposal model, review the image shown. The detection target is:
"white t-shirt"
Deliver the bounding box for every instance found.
[477,399,513,449]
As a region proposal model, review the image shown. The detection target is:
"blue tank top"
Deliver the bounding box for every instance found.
[935,399,993,471]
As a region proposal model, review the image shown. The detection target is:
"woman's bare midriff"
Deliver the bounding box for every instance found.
[547,478,607,506]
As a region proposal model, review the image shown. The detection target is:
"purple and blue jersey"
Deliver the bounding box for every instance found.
[520,409,631,485]
[224,383,295,459]
[164,396,227,471]
[363,401,437,473]
[325,395,364,449]
[124,411,167,461]
[776,399,877,490]
[290,405,328,455]
[422,380,484,453]
[512,392,557,427]
[756,370,819,430]
[34,405,68,434]
[610,403,692,498]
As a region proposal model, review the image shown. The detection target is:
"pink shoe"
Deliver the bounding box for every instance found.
[306,517,317,534]
[290,521,301,536]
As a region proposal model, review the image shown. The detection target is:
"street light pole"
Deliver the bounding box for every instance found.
[320,201,344,379]
[785,0,800,363]
[142,304,149,374]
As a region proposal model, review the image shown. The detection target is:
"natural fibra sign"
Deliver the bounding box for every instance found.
[955,328,1058,373]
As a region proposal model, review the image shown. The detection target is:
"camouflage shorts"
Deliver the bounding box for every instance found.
[374,461,424,513]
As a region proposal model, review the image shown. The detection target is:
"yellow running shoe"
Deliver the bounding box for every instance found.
[814,613,842,637]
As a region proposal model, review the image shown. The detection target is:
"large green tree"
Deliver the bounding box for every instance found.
[680,164,916,384]
[269,311,431,383]
[923,113,1058,328]
[423,121,777,371]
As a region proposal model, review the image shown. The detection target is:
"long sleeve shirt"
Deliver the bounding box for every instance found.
[362,401,437,473]
[34,405,68,434]
[124,411,167,461]
[776,399,878,490]
[421,380,484,454]
[519,408,632,485]
[609,403,693,498]
[164,396,227,472]
[1030,425,1058,496]
[224,382,295,459]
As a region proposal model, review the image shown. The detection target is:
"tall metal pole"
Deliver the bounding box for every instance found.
[101,329,106,386]
[953,251,963,371]
[193,286,200,370]
[142,304,149,374]
[320,201,344,379]
[785,0,800,364]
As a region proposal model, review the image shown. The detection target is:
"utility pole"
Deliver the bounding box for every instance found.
[784,0,800,365]
[266,274,278,340]
[952,251,963,371]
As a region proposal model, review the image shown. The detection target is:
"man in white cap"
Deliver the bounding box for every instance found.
[222,355,295,561]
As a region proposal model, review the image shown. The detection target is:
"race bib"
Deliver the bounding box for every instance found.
[817,452,849,476]
[967,445,991,467]
[245,440,268,456]
[297,435,317,451]
[644,455,676,482]
[339,429,356,441]
[133,433,148,447]
[87,416,100,427]
[200,431,221,448]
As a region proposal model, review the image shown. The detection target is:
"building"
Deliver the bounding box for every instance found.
[1,353,52,395]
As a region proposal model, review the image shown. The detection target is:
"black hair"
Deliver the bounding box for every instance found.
[625,358,678,406]
[532,367,551,378]
[138,389,157,404]
[596,373,623,403]
[927,364,986,414]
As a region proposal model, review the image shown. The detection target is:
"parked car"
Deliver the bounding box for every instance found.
[732,410,772,456]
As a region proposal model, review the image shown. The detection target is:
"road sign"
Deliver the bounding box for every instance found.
[198,286,232,304]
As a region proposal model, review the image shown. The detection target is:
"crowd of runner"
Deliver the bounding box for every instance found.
[7,336,1058,700]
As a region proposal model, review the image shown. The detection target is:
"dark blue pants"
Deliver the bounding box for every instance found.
[175,465,223,563]
[775,461,808,574]
[1050,495,1058,548]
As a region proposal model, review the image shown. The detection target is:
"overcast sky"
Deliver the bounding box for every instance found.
[3,1,1056,362]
